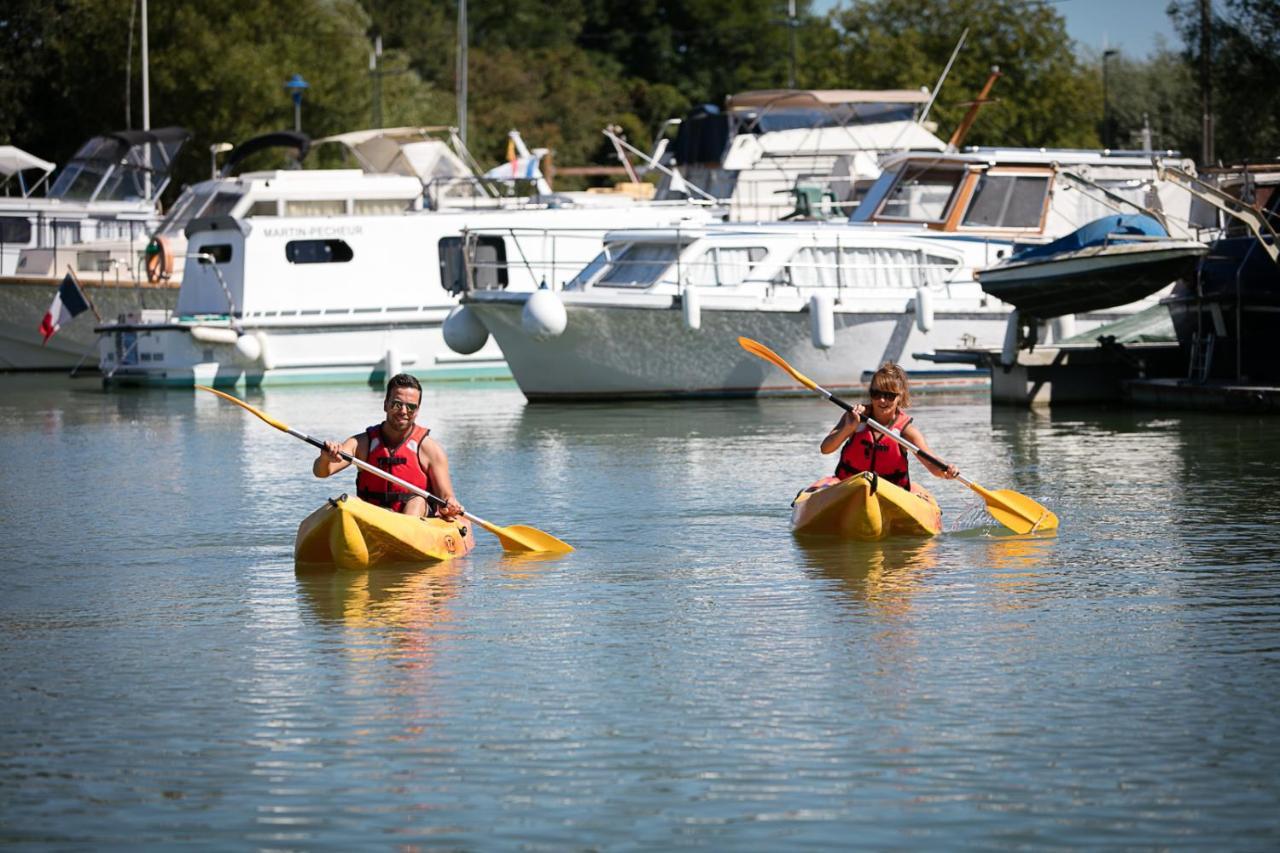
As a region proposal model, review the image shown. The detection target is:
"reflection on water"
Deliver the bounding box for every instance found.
[295,562,460,670]
[797,537,940,614]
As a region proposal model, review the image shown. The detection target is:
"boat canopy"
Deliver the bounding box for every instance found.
[48,126,190,203]
[219,131,310,177]
[727,89,931,111]
[0,146,55,197]
[1010,214,1169,262]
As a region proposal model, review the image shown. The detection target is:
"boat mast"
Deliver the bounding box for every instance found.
[456,0,468,145]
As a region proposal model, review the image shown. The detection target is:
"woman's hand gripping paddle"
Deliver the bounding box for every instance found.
[736,338,1059,534]
[195,385,574,553]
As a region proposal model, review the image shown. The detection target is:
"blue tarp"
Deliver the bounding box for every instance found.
[1011,214,1169,262]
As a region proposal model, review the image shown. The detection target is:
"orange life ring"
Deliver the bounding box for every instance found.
[145,236,173,283]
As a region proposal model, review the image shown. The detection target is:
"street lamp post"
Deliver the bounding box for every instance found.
[1102,49,1119,149]
[285,73,310,133]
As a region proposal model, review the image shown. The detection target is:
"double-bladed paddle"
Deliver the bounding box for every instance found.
[195,385,574,553]
[736,337,1059,534]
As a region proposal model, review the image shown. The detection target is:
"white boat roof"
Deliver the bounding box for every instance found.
[728,89,931,110]
[314,126,474,183]
[0,145,55,177]
[883,146,1188,169]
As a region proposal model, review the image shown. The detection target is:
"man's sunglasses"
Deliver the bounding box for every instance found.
[388,400,419,413]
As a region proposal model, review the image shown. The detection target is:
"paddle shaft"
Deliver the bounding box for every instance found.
[817,387,972,485]
[302,428,505,529]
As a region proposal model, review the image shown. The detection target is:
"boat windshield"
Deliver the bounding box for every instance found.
[50,134,186,203]
[592,243,680,289]
[155,186,244,235]
[876,166,963,222]
[747,103,919,132]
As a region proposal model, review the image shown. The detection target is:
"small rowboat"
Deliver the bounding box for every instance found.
[790,473,942,540]
[295,493,476,570]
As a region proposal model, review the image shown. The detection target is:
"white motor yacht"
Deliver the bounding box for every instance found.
[456,147,1203,400]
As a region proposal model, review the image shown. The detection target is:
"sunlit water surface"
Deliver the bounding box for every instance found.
[2,376,1278,847]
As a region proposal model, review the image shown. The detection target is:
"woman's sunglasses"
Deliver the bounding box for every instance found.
[869,388,899,401]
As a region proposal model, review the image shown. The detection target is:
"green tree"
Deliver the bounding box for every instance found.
[1171,0,1280,164]
[832,0,1102,148]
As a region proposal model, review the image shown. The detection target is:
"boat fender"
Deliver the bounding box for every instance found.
[809,292,835,350]
[914,285,934,333]
[145,235,173,283]
[1051,314,1076,343]
[442,304,490,354]
[521,290,567,339]
[1001,310,1020,367]
[233,331,262,364]
[681,285,701,330]
[385,349,402,379]
[189,325,239,346]
[255,332,274,370]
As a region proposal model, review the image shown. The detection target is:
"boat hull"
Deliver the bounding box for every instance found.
[295,494,476,570]
[465,291,1002,400]
[976,241,1207,318]
[790,473,942,540]
[0,277,177,370]
[96,313,510,387]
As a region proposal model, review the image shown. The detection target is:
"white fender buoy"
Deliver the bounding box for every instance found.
[521,290,567,339]
[1001,310,1021,367]
[914,285,934,333]
[256,332,274,370]
[189,325,238,346]
[1051,313,1077,343]
[809,292,835,350]
[681,285,701,330]
[385,348,402,379]
[443,304,490,354]
[233,331,262,364]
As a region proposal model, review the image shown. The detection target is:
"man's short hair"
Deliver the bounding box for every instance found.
[384,372,422,404]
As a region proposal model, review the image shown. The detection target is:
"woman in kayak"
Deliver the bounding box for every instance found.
[819,362,958,489]
[313,373,465,520]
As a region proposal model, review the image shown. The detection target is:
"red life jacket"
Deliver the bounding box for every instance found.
[835,410,914,489]
[355,423,436,513]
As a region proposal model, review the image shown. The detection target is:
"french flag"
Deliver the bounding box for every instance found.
[39,273,90,344]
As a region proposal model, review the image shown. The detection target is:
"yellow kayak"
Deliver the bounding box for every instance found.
[790,473,942,541]
[295,493,476,570]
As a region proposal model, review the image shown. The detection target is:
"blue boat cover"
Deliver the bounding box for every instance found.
[1011,214,1169,262]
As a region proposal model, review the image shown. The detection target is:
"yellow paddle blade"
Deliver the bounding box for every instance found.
[967,482,1059,534]
[195,385,291,433]
[476,519,575,554]
[737,337,822,392]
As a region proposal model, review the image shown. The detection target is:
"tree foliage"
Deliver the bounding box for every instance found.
[2,0,1275,205]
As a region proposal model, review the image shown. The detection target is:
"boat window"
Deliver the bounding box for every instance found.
[284,200,346,217]
[285,239,353,264]
[878,167,962,221]
[962,174,1048,228]
[197,244,233,264]
[246,200,278,217]
[354,198,412,215]
[564,247,612,291]
[0,217,32,243]
[788,246,960,289]
[439,236,508,294]
[597,243,678,288]
[685,247,768,286]
[200,191,242,219]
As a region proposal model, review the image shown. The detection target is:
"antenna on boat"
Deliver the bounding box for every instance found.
[920,28,967,128]
[946,66,1001,152]
[456,0,468,145]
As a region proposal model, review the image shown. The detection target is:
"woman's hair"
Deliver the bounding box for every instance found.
[869,362,911,409]
[384,372,422,405]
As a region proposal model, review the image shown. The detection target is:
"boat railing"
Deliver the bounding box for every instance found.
[1153,162,1280,264]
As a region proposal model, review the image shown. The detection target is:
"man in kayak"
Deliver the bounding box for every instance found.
[313,373,465,520]
[819,362,959,488]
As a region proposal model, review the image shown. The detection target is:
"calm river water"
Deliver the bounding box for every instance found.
[2,375,1279,848]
